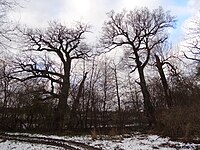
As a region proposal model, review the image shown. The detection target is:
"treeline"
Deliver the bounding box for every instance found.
[0,1,200,139]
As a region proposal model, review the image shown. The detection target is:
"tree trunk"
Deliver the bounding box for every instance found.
[54,60,71,132]
[113,65,122,128]
[55,82,70,131]
[102,61,107,129]
[68,72,88,129]
[155,54,173,108]
[136,59,155,126]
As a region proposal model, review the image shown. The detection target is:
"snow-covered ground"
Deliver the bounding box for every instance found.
[0,139,64,150]
[1,132,200,150]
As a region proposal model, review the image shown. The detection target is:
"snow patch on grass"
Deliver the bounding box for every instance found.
[0,140,64,150]
[3,132,200,150]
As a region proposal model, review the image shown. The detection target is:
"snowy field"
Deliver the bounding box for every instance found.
[0,132,200,150]
[0,139,64,150]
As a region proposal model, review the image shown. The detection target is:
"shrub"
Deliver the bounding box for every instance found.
[156,103,200,139]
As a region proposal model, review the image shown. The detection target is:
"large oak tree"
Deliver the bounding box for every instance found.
[101,7,175,125]
[12,22,91,131]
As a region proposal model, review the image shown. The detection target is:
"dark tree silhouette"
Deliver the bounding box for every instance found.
[11,22,91,131]
[101,7,175,126]
[155,54,173,108]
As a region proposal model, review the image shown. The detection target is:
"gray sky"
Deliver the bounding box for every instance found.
[8,0,200,44]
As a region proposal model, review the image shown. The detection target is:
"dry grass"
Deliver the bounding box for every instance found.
[91,129,97,140]
[156,104,200,139]
[109,128,118,137]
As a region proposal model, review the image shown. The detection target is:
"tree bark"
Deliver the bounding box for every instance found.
[54,60,71,131]
[113,64,122,128]
[68,72,88,129]
[138,66,155,126]
[134,50,155,126]
[155,54,173,108]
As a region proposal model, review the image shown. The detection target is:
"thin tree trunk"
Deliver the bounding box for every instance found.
[85,58,95,129]
[68,72,88,129]
[113,64,122,128]
[102,61,107,129]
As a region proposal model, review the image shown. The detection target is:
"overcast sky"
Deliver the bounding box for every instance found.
[8,0,200,44]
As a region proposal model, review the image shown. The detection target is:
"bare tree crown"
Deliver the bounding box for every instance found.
[23,22,91,61]
[102,7,175,69]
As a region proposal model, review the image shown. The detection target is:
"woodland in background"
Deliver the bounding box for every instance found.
[0,1,200,140]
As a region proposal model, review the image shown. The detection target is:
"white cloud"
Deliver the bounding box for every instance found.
[121,0,164,9]
[180,0,200,37]
[9,0,65,27]
[10,0,182,29]
[58,0,167,43]
[188,0,200,13]
[7,0,197,45]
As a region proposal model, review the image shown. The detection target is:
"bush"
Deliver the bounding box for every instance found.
[156,103,200,139]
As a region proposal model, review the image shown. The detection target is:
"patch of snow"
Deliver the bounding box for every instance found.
[0,139,64,150]
[4,132,200,150]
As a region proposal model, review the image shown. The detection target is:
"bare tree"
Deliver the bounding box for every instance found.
[0,0,17,49]
[11,22,91,131]
[101,7,175,126]
[99,57,115,128]
[155,54,172,108]
[110,61,122,128]
[184,14,200,69]
[68,72,88,129]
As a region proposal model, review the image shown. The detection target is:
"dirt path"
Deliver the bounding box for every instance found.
[0,133,101,150]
